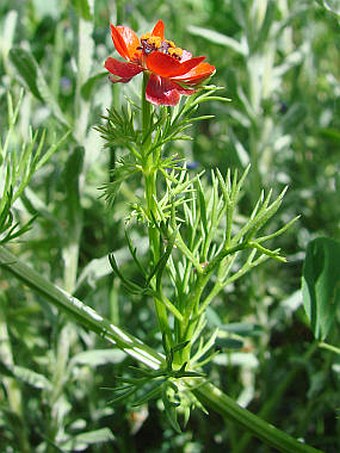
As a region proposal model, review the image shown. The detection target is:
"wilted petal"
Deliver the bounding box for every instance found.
[146,74,180,106]
[110,24,140,61]
[105,57,143,83]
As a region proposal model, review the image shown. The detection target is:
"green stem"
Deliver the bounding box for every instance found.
[174,236,234,367]
[0,246,323,453]
[141,74,173,352]
[142,73,151,144]
[0,245,163,370]
[192,382,323,453]
[172,271,208,368]
[173,317,199,368]
[234,341,319,453]
[108,85,120,323]
[318,341,340,355]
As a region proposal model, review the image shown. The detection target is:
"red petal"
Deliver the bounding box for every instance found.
[105,57,143,83]
[110,24,140,61]
[173,84,196,95]
[173,62,216,85]
[151,20,165,39]
[146,52,206,78]
[145,74,180,106]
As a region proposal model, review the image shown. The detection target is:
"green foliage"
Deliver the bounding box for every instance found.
[71,0,94,22]
[302,237,340,341]
[0,92,70,244]
[96,106,139,150]
[97,86,228,207]
[9,48,70,127]
[0,0,339,452]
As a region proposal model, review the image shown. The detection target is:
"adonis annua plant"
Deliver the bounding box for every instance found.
[98,19,300,432]
[0,19,321,453]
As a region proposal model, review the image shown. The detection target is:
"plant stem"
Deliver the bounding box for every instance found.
[0,246,323,453]
[141,74,173,352]
[318,341,340,355]
[0,245,163,370]
[108,84,120,324]
[192,381,323,453]
[142,74,151,144]
[234,341,319,453]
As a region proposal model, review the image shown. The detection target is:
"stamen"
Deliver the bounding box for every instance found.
[148,36,162,48]
[139,30,183,59]
[165,39,176,48]
[168,47,183,59]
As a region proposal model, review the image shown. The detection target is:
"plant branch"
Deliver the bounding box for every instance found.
[191,382,323,453]
[0,245,164,370]
[0,245,322,452]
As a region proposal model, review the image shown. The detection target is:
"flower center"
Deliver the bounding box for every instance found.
[140,34,183,60]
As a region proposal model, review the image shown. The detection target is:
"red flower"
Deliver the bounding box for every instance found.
[105,20,215,106]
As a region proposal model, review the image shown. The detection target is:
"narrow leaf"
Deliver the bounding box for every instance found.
[71,0,93,21]
[148,227,178,288]
[187,25,247,56]
[9,48,69,127]
[12,365,52,390]
[71,349,126,367]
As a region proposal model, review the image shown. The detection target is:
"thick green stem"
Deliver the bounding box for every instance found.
[172,318,199,369]
[0,246,322,453]
[0,245,163,370]
[172,270,212,367]
[145,168,173,349]
[172,273,206,368]
[174,236,234,367]
[234,342,319,453]
[192,382,323,453]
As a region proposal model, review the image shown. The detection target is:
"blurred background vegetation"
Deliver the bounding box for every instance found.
[0,0,339,451]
